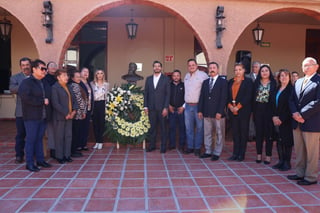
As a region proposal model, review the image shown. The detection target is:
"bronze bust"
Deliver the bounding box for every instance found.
[122,62,144,84]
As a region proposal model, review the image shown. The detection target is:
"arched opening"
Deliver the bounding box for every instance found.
[60,2,208,86]
[227,8,320,78]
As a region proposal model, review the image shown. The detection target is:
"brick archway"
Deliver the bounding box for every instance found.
[58,0,208,66]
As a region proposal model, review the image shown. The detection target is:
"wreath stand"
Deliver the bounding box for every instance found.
[116,140,146,150]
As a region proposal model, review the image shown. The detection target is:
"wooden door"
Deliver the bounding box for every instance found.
[305,29,320,73]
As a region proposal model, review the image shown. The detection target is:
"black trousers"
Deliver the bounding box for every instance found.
[71,119,83,153]
[92,100,105,143]
[254,103,273,156]
[231,115,250,158]
[148,110,167,151]
[79,110,91,148]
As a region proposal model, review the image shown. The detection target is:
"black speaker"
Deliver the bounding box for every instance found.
[236,50,251,74]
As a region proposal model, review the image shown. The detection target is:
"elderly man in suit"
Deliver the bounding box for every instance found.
[198,62,228,161]
[144,61,170,153]
[9,57,32,164]
[288,57,320,186]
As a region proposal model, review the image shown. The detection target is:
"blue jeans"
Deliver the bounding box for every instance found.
[184,104,204,149]
[24,120,46,165]
[169,110,186,148]
[15,117,26,158]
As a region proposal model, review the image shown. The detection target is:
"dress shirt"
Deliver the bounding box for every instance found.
[153,73,161,89]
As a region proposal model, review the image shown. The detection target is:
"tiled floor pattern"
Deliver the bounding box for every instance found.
[0,120,319,213]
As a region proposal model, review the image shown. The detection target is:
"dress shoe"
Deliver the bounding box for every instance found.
[287,175,304,180]
[228,155,237,161]
[264,156,271,165]
[237,156,244,162]
[37,161,52,168]
[93,143,99,149]
[256,155,262,163]
[26,164,40,172]
[199,153,211,158]
[56,158,65,164]
[82,146,89,151]
[15,156,24,164]
[211,155,220,161]
[160,149,166,153]
[97,143,103,150]
[71,152,83,157]
[168,146,176,150]
[64,157,73,162]
[146,147,155,152]
[194,149,201,156]
[184,149,194,154]
[279,162,291,171]
[272,161,283,169]
[297,179,318,186]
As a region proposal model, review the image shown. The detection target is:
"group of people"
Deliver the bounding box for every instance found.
[144,57,320,186]
[10,57,109,172]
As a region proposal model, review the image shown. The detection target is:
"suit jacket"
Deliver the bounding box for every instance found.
[144,73,170,111]
[18,75,52,121]
[198,76,228,118]
[227,77,253,119]
[289,73,320,131]
[271,84,294,145]
[9,72,29,117]
[51,82,78,121]
[80,81,94,114]
[245,72,256,82]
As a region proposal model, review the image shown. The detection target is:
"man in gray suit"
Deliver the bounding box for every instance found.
[144,60,170,153]
[9,57,31,163]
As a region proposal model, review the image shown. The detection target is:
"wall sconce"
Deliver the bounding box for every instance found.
[126,9,138,40]
[216,6,225,49]
[252,23,264,45]
[42,0,53,43]
[0,16,12,41]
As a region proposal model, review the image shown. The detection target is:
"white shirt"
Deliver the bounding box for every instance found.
[184,70,208,103]
[153,73,161,89]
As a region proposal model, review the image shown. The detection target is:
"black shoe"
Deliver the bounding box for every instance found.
[26,164,40,172]
[272,162,283,169]
[211,155,220,161]
[228,155,237,161]
[184,149,194,154]
[279,162,291,171]
[56,158,65,164]
[15,156,24,164]
[160,149,166,153]
[146,147,155,152]
[81,146,89,151]
[287,175,304,180]
[37,161,52,168]
[168,146,176,150]
[194,149,200,156]
[297,179,318,186]
[64,157,73,162]
[71,152,83,157]
[237,156,244,162]
[199,153,211,158]
[264,160,271,165]
[50,149,56,159]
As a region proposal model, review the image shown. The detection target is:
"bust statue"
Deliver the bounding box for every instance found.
[122,62,144,84]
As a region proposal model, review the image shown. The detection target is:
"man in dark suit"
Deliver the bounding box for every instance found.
[198,62,227,161]
[288,57,320,186]
[144,61,170,153]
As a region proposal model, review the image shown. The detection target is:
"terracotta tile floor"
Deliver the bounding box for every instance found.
[0,120,319,213]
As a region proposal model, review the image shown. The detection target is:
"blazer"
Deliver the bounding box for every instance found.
[271,84,294,145]
[227,77,253,119]
[9,72,29,117]
[245,72,256,82]
[289,73,320,132]
[252,80,277,116]
[198,76,228,118]
[18,75,52,121]
[144,73,170,111]
[80,81,94,114]
[51,82,78,121]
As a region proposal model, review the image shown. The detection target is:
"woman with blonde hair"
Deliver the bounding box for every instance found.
[91,69,109,149]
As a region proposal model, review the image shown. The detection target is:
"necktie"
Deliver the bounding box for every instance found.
[209,78,214,92]
[302,78,308,90]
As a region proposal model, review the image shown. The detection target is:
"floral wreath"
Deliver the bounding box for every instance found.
[105,84,150,145]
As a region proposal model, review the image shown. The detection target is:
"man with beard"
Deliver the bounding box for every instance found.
[9,57,32,164]
[144,61,170,153]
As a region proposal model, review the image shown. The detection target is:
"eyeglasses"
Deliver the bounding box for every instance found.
[38,67,48,71]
